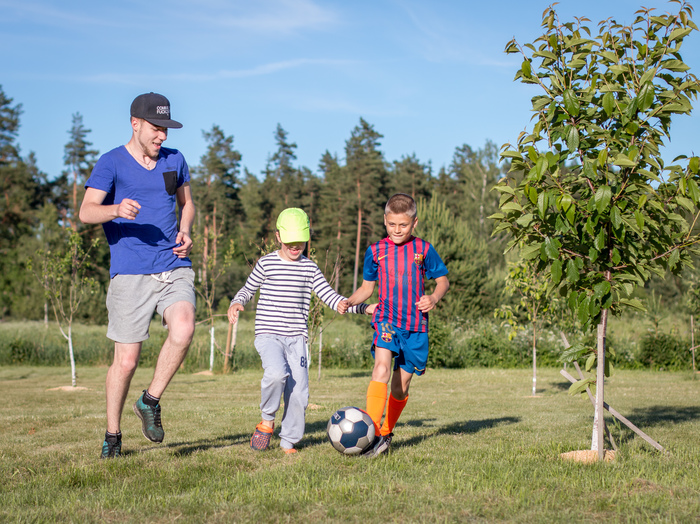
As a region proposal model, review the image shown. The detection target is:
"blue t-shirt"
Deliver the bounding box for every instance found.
[85,145,192,278]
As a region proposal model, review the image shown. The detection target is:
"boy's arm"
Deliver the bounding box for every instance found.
[416,275,450,313]
[346,280,376,307]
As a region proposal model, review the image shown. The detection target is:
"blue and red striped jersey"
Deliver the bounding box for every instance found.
[363,236,448,332]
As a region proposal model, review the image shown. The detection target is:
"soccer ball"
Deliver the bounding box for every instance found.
[327,406,376,455]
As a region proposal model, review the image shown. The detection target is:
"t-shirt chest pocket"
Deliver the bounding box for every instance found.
[163,170,177,196]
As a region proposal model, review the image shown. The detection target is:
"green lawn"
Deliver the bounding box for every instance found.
[1,365,699,522]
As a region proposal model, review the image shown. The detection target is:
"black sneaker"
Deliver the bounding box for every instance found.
[101,438,122,459]
[133,391,164,443]
[362,432,393,458]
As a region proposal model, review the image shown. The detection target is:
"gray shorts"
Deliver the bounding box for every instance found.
[106,267,196,343]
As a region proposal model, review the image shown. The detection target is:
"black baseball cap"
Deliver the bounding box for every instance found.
[130,92,183,129]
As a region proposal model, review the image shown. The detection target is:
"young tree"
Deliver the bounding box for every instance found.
[28,231,98,387]
[192,125,242,371]
[491,1,700,459]
[495,260,555,396]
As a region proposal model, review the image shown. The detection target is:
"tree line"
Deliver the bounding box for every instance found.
[0,84,512,325]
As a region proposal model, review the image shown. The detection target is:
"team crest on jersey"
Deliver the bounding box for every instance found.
[414,253,424,266]
[381,332,393,343]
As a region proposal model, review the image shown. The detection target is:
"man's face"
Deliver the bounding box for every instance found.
[384,212,417,245]
[133,118,168,159]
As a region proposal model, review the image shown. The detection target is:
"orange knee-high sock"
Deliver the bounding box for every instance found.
[379,394,408,436]
[365,380,388,433]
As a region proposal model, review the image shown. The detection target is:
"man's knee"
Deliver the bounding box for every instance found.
[113,351,139,375]
[164,303,195,346]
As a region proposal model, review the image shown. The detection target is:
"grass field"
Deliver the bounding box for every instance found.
[1,365,699,523]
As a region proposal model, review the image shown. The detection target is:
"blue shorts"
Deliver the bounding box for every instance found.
[371,322,429,376]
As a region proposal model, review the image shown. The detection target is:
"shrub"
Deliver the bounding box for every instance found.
[639,333,693,371]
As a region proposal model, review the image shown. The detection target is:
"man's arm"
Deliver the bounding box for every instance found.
[79,187,141,224]
[173,182,194,258]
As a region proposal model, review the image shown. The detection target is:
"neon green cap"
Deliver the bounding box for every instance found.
[276,208,310,243]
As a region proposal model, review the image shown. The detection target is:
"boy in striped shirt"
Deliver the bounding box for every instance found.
[228,208,370,454]
[346,193,449,457]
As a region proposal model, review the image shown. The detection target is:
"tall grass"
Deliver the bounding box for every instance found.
[2,309,698,373]
[1,366,699,522]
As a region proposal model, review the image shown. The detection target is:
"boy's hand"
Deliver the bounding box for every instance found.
[415,294,439,312]
[228,303,244,324]
[337,299,349,314]
[365,303,377,315]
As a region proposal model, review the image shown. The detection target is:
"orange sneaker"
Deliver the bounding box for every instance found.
[283,448,297,455]
[251,422,273,451]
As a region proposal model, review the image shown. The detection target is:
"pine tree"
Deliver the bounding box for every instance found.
[60,113,98,231]
[389,154,433,202]
[344,118,389,291]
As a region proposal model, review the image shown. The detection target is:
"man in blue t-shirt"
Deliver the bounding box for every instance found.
[80,92,196,459]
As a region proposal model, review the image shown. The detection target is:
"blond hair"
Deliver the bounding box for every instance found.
[385,193,417,219]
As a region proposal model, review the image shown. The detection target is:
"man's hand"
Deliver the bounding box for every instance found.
[117,199,141,220]
[228,303,244,324]
[173,231,193,258]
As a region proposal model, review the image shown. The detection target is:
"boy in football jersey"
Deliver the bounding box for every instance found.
[346,193,449,457]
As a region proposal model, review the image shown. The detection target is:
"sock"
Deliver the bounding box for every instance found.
[365,380,388,433]
[380,394,408,436]
[143,390,160,407]
[105,431,121,443]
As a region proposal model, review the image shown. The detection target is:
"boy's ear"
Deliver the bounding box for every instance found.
[412,217,419,230]
[275,231,281,243]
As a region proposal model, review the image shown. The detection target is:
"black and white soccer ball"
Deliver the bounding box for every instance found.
[327,406,376,455]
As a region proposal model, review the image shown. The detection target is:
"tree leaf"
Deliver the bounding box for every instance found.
[551,259,563,284]
[595,185,612,213]
[537,191,549,218]
[521,243,542,260]
[585,352,596,372]
[566,126,580,151]
[516,213,534,227]
[613,155,637,168]
[602,91,614,116]
[566,258,579,283]
[611,205,622,229]
[637,82,655,112]
[544,237,559,259]
[563,89,580,116]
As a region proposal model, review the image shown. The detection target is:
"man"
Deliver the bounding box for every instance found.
[79,92,196,459]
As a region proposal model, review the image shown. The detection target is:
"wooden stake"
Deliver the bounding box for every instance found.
[560,369,664,452]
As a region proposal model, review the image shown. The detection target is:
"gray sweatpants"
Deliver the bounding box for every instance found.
[254,334,309,450]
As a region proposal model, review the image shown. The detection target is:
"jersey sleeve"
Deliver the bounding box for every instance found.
[362,245,378,281]
[424,244,448,280]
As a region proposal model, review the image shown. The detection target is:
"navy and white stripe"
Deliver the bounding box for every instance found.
[232,252,366,338]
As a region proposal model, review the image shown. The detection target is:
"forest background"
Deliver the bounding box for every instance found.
[0,81,696,373]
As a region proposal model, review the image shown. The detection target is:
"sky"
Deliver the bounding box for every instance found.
[2,0,700,181]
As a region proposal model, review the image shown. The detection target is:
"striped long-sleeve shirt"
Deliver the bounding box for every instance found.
[232,252,366,338]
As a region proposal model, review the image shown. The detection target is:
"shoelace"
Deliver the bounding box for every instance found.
[151,404,162,427]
